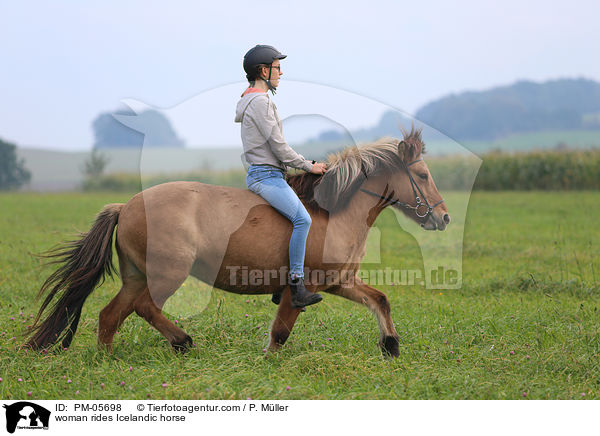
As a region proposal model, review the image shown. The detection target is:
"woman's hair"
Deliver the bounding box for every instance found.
[247,64,270,83]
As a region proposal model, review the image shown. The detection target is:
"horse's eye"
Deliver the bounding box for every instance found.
[419,173,428,181]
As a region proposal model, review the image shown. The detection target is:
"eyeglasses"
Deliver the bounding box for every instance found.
[268,65,281,72]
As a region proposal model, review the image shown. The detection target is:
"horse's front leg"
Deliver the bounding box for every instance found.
[327,277,400,357]
[268,287,303,351]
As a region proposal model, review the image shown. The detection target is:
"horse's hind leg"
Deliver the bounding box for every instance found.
[268,287,303,351]
[98,277,146,352]
[327,278,400,357]
[131,250,195,351]
[133,287,193,352]
[98,241,149,351]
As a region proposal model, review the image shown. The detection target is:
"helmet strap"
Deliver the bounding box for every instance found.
[264,64,277,95]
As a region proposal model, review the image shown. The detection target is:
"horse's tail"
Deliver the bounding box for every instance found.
[25,203,124,350]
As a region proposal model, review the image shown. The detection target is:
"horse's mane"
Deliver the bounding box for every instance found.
[287,126,426,214]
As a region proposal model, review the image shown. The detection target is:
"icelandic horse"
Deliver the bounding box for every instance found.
[26,127,449,357]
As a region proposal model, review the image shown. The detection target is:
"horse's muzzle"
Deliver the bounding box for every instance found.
[421,212,450,231]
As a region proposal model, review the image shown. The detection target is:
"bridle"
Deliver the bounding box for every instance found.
[359,157,444,219]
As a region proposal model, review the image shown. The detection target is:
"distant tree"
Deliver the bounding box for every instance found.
[93,109,185,149]
[0,137,31,190]
[81,149,110,179]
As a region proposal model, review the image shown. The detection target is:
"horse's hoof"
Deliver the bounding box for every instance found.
[380,336,400,358]
[97,342,113,353]
[171,335,193,353]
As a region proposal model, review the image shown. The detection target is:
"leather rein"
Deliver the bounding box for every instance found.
[359,157,444,219]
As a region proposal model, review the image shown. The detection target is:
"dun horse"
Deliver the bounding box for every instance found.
[26,128,449,357]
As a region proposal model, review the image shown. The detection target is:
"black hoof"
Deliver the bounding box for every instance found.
[171,334,193,353]
[380,336,400,358]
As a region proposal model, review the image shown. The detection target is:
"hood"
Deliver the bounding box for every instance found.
[235,91,266,123]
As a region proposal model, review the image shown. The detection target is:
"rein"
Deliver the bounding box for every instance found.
[359,157,444,219]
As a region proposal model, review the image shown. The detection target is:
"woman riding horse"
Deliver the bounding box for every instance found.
[235,45,328,308]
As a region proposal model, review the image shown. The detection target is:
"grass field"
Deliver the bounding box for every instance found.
[1,191,599,399]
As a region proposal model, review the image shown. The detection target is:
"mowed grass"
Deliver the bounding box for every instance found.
[1,191,599,400]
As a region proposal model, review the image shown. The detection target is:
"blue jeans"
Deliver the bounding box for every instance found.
[246,164,311,278]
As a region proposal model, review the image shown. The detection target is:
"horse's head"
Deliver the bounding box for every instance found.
[384,128,450,231]
[298,127,450,231]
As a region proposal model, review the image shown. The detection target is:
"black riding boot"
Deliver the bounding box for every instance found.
[289,276,322,308]
[271,291,283,305]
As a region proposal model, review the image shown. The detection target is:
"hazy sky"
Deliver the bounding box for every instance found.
[1,1,598,150]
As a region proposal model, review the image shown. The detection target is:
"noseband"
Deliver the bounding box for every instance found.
[359,157,445,219]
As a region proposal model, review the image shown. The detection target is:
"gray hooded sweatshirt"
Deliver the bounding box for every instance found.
[235,91,314,172]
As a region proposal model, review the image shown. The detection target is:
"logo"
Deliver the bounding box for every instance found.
[3,402,50,433]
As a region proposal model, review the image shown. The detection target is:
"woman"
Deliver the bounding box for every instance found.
[235,44,327,308]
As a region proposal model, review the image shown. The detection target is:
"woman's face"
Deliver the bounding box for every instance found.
[260,59,282,87]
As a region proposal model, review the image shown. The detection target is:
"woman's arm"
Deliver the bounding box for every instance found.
[250,97,314,172]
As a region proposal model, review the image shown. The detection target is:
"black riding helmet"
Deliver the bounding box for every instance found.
[243,44,286,93]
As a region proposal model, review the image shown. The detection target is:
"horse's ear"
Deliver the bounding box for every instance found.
[398,140,414,161]
[397,140,407,156]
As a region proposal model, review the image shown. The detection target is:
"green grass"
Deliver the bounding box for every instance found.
[1,191,599,399]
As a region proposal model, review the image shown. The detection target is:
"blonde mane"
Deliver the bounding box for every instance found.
[287,126,425,213]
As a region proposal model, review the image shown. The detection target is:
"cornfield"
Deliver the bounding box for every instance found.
[83,149,600,192]
[430,149,600,190]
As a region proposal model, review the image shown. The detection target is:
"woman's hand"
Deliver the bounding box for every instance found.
[310,162,327,175]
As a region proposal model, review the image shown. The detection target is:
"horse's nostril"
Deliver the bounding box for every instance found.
[443,214,450,224]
